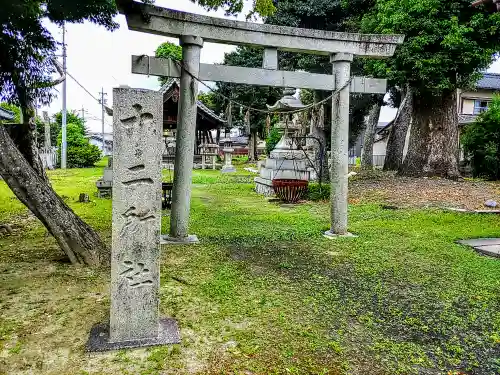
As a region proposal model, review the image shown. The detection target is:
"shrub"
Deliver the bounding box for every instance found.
[57,123,102,168]
[266,127,282,155]
[66,144,102,168]
[307,183,330,201]
[461,95,500,180]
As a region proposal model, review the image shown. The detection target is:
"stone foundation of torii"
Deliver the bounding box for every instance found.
[86,1,404,351]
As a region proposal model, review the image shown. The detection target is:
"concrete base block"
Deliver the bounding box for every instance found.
[323,230,357,239]
[254,177,274,196]
[161,234,199,245]
[270,149,306,160]
[221,165,237,173]
[86,318,180,352]
[265,158,307,170]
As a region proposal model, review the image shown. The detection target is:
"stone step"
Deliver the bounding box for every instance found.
[265,158,308,170]
[259,167,309,181]
[270,149,307,160]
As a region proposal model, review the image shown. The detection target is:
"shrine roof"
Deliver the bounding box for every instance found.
[160,79,226,124]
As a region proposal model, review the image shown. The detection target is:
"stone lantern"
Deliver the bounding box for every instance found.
[254,88,311,196]
[221,137,236,173]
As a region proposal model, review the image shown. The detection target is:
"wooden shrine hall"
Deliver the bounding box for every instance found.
[160,79,226,166]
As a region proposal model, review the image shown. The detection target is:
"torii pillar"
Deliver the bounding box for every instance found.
[166,36,203,243]
[325,53,354,237]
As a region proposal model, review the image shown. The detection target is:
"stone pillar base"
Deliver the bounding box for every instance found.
[86,318,180,352]
[323,230,357,239]
[161,234,199,244]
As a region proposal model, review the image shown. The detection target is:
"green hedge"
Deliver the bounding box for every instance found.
[306,183,330,201]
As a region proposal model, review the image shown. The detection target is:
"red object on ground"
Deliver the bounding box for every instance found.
[272,179,309,203]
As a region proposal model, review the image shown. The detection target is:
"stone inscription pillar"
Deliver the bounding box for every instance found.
[169,36,203,242]
[87,88,180,352]
[110,88,162,342]
[327,53,353,237]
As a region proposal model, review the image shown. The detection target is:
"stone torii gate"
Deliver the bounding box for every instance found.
[87,2,403,351]
[127,4,404,240]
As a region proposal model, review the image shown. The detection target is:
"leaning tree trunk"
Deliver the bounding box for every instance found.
[399,92,460,178]
[18,105,48,180]
[361,102,382,170]
[0,122,109,266]
[384,86,413,171]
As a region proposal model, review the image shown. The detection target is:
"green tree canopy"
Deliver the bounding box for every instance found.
[155,42,182,86]
[265,0,380,147]
[194,0,275,16]
[53,110,86,135]
[198,91,218,112]
[462,95,500,179]
[361,0,500,98]
[359,0,500,177]
[213,46,282,135]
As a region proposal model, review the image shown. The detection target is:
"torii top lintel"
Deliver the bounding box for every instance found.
[122,2,404,58]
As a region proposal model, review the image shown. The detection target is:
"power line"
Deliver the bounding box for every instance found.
[66,70,101,103]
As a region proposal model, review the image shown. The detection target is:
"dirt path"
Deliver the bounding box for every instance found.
[349,173,500,210]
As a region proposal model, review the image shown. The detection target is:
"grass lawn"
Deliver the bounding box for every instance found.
[0,164,499,375]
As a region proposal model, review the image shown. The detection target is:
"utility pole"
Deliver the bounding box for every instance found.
[42,111,54,170]
[42,111,51,150]
[98,88,107,154]
[61,24,67,169]
[81,106,85,123]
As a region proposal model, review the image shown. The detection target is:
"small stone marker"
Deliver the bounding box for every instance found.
[485,200,498,208]
[96,157,113,198]
[87,88,180,352]
[78,193,90,203]
[0,224,13,236]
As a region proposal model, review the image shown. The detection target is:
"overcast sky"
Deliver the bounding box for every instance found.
[41,0,500,133]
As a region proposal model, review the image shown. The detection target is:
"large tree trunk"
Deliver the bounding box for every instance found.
[399,92,460,178]
[384,86,413,171]
[248,130,257,161]
[310,91,329,182]
[361,102,382,170]
[216,127,221,145]
[0,123,109,266]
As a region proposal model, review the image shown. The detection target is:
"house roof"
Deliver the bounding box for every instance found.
[87,133,113,145]
[476,73,500,90]
[472,0,500,11]
[159,79,226,124]
[0,108,14,121]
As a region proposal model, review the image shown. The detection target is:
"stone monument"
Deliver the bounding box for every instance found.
[96,157,113,198]
[87,88,180,351]
[255,90,311,196]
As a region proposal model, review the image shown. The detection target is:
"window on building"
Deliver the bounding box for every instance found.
[473,100,489,114]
